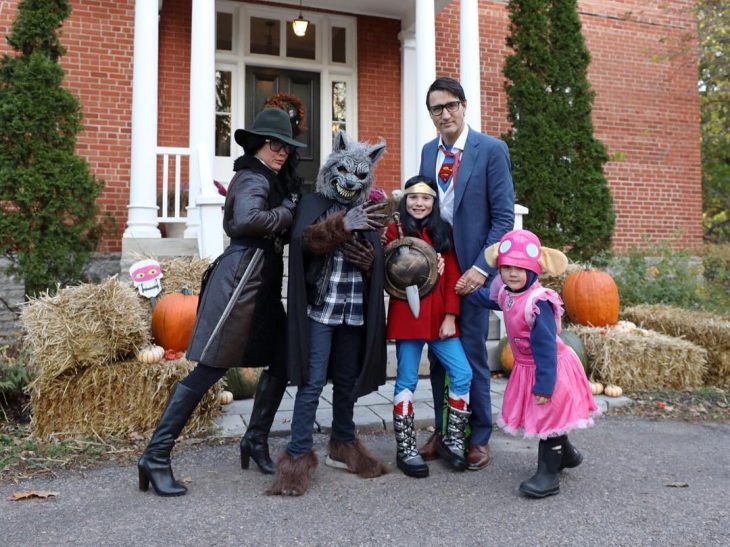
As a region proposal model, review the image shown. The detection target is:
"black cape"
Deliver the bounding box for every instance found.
[286,192,387,398]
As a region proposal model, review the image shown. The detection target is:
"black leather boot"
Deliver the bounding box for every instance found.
[393,411,429,478]
[436,403,470,471]
[560,436,583,470]
[138,383,203,496]
[519,436,564,498]
[240,371,287,475]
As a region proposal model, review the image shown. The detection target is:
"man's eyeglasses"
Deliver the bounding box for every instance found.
[266,139,295,154]
[428,101,462,116]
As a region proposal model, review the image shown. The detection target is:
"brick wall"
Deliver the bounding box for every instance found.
[0,0,702,254]
[434,0,702,251]
[357,15,402,193]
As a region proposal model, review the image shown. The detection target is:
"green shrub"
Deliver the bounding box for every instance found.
[609,241,704,309]
[703,244,730,289]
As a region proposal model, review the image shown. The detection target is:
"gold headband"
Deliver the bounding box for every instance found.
[403,182,437,197]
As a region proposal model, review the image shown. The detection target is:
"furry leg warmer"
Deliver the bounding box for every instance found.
[325,438,388,479]
[266,450,318,497]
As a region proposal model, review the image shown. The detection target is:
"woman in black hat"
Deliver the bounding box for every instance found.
[138,108,305,497]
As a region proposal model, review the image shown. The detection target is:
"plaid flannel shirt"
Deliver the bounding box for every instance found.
[307,247,364,326]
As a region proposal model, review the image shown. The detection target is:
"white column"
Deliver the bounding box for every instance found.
[399,30,417,184]
[124,0,161,239]
[186,0,217,238]
[415,0,437,154]
[460,0,482,132]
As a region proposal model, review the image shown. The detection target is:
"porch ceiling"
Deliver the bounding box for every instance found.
[301,0,449,21]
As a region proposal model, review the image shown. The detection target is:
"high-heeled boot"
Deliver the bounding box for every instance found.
[138,382,203,496]
[240,371,287,474]
[519,435,564,498]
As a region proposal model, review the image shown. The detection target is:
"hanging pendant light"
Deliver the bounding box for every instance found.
[292,0,309,37]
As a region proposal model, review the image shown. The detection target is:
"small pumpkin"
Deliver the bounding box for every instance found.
[218,390,234,405]
[589,381,604,395]
[562,270,620,327]
[496,337,514,375]
[225,367,264,400]
[559,331,589,375]
[604,384,623,398]
[136,345,165,364]
[151,287,199,351]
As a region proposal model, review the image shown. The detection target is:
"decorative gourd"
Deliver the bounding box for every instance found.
[589,381,604,395]
[151,288,199,351]
[562,270,620,327]
[136,345,165,364]
[604,384,623,397]
[218,390,234,405]
[496,337,514,374]
[225,367,264,400]
[559,331,589,374]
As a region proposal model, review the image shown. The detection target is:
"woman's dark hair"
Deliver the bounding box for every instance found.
[396,175,452,254]
[233,136,301,196]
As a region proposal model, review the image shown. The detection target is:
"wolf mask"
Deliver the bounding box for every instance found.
[316,131,386,207]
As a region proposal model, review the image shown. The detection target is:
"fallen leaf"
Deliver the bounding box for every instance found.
[656,401,667,409]
[8,490,60,501]
[180,476,193,484]
[664,482,689,488]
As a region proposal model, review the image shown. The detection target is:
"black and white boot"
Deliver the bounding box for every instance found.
[393,391,428,478]
[436,395,470,471]
[519,435,564,498]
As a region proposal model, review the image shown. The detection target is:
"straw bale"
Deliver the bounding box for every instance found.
[29,357,221,440]
[20,278,150,378]
[622,304,730,386]
[159,256,211,297]
[567,324,707,391]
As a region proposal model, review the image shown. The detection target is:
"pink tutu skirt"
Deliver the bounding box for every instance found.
[498,350,601,439]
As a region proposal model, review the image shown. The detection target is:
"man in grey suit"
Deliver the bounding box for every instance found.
[418,77,514,470]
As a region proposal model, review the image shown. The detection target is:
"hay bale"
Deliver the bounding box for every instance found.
[29,357,221,440]
[20,278,150,378]
[567,324,707,391]
[159,256,210,297]
[622,304,730,386]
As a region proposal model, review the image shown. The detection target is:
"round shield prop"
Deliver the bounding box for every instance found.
[383,237,440,300]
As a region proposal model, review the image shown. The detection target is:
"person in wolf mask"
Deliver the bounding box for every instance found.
[268,131,389,496]
[137,108,304,497]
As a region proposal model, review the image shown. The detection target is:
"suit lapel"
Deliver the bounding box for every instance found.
[454,128,478,212]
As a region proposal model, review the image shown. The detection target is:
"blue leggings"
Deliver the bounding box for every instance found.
[395,338,472,398]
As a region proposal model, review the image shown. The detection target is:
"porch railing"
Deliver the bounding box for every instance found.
[156,146,190,225]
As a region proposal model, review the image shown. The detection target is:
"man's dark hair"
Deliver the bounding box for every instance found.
[426,77,466,108]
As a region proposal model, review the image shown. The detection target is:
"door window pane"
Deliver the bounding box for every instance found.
[250,17,280,56]
[332,27,346,63]
[216,70,232,156]
[332,81,346,137]
[286,23,316,59]
[216,12,233,51]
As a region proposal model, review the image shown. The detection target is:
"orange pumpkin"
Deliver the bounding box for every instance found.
[496,337,514,374]
[562,270,620,327]
[151,289,199,351]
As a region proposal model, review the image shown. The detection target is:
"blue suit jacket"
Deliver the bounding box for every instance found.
[419,127,515,279]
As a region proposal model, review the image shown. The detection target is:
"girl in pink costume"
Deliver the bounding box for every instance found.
[471,229,600,498]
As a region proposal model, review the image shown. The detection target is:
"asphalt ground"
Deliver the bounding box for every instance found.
[1,416,728,546]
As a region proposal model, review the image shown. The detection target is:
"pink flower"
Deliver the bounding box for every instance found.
[369,187,387,203]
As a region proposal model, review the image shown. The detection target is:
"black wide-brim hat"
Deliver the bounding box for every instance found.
[234,108,306,150]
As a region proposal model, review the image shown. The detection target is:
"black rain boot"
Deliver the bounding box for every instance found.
[560,436,583,470]
[436,403,470,471]
[240,371,287,475]
[393,410,429,478]
[519,436,564,498]
[138,383,204,496]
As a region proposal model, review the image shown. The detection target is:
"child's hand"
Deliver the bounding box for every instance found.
[437,253,445,276]
[439,314,456,339]
[534,395,550,405]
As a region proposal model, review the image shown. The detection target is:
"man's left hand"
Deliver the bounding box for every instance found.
[455,268,487,296]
